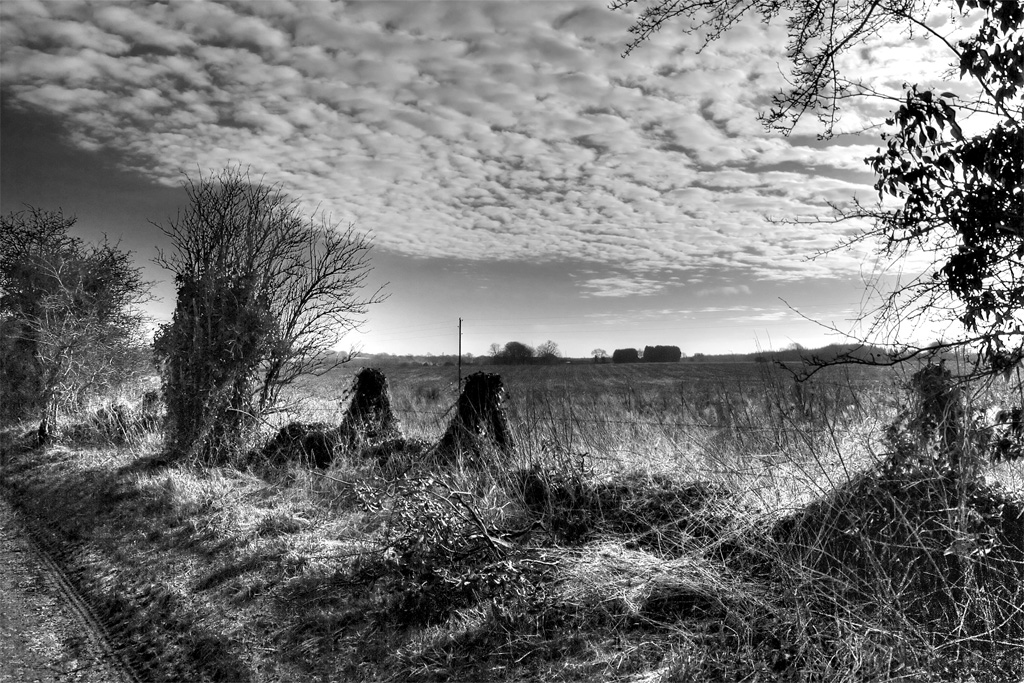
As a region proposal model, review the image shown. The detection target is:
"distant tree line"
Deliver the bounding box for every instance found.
[612,345,682,363]
[359,342,905,367]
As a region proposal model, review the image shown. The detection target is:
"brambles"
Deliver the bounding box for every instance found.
[356,474,534,627]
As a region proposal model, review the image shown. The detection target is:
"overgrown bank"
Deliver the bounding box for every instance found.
[1,367,1023,682]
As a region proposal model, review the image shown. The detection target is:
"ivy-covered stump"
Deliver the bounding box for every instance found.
[437,372,516,461]
[338,368,402,449]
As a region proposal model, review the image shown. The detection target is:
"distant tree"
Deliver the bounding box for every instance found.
[154,168,383,464]
[497,341,535,365]
[612,348,640,363]
[591,348,608,363]
[0,207,150,429]
[488,343,502,359]
[536,339,561,363]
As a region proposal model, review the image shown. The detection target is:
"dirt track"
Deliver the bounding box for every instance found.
[0,496,137,683]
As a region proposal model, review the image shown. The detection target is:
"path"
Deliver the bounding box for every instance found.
[0,496,136,683]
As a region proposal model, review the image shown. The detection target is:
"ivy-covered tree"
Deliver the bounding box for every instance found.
[613,0,1023,376]
[0,207,150,430]
[154,168,383,464]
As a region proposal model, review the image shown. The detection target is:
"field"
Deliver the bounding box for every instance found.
[291,361,903,507]
[1,360,1023,682]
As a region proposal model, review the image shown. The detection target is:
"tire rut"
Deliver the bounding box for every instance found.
[0,495,142,683]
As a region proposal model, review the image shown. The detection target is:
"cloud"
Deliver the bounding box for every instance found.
[0,0,951,290]
[580,274,669,298]
[696,285,751,297]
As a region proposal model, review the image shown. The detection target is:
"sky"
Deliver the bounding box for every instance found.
[0,0,977,358]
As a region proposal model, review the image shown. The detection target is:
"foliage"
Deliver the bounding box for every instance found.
[0,318,41,419]
[0,207,150,425]
[154,167,382,464]
[853,1,1023,374]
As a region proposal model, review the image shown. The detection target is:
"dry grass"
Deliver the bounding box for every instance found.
[1,361,1022,682]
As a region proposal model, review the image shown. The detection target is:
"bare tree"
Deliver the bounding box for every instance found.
[536,339,561,362]
[154,168,385,462]
[0,207,150,431]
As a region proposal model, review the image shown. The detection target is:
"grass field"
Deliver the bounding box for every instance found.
[1,359,1023,682]
[290,361,903,507]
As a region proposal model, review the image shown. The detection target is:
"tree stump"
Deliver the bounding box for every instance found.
[259,422,336,469]
[338,368,402,449]
[437,372,516,461]
[884,363,968,474]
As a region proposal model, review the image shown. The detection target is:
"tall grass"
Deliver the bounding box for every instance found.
[287,362,905,511]
[2,360,1022,681]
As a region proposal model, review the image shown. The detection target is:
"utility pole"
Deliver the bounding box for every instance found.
[457,317,463,389]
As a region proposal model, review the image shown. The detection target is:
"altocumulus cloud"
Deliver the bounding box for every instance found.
[0,0,957,294]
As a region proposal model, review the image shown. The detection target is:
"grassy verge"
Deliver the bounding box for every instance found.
[1,367,1022,682]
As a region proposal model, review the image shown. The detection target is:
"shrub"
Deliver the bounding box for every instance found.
[0,207,150,428]
[356,475,532,627]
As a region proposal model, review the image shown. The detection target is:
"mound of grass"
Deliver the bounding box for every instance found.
[772,468,1024,646]
[513,465,747,553]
